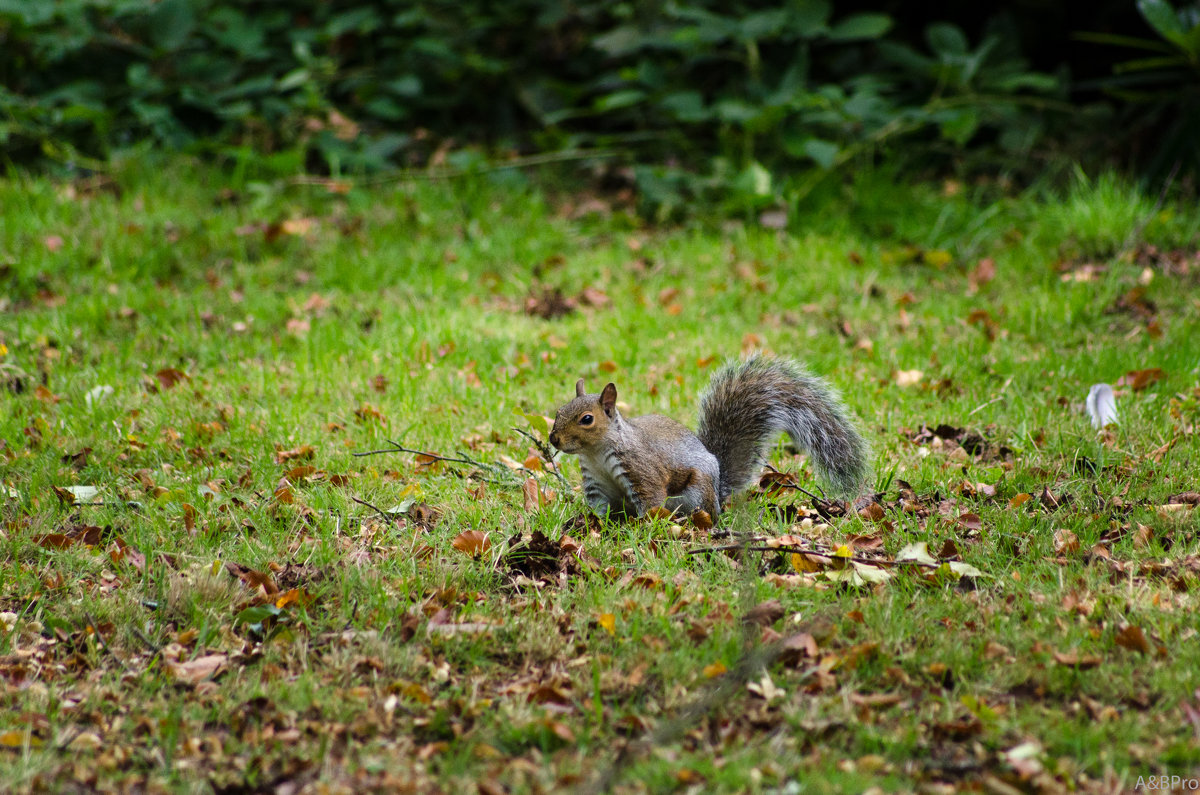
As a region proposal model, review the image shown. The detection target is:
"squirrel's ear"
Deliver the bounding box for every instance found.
[600,383,617,417]
[575,379,586,397]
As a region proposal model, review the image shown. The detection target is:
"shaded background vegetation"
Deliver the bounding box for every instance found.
[2,0,1198,209]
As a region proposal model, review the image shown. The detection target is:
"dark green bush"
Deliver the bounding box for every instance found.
[0,0,1067,181]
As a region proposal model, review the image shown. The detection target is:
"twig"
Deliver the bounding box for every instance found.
[352,442,475,464]
[967,396,1005,418]
[351,496,394,524]
[352,438,555,488]
[83,612,129,673]
[131,627,164,662]
[512,427,570,490]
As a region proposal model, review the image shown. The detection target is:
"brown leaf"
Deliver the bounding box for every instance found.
[225,561,280,595]
[451,530,491,558]
[154,368,189,390]
[527,684,573,707]
[631,572,662,590]
[61,447,91,469]
[577,287,611,309]
[778,632,819,664]
[968,258,996,292]
[1053,650,1102,669]
[274,444,315,464]
[957,513,982,531]
[285,465,316,481]
[521,477,553,511]
[1114,624,1151,655]
[35,533,74,550]
[690,509,713,530]
[858,502,886,521]
[1116,368,1165,391]
[1054,529,1080,555]
[758,470,799,495]
[168,653,228,685]
[741,599,785,627]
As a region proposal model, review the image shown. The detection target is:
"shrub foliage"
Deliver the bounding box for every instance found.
[0,0,1195,184]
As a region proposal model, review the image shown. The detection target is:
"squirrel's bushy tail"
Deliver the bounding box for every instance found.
[697,356,870,503]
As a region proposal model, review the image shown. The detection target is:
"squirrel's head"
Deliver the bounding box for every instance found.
[549,379,618,454]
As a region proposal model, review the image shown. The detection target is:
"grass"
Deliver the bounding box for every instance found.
[1,156,1199,794]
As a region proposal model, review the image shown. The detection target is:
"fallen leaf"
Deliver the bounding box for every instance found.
[168,653,228,685]
[896,542,937,567]
[274,445,315,463]
[154,368,189,390]
[451,530,491,558]
[597,613,616,635]
[1054,529,1080,554]
[1114,624,1150,655]
[1116,368,1165,391]
[741,599,785,627]
[1053,650,1102,669]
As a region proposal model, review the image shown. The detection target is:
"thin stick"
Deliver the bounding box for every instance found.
[351,496,394,524]
[967,396,1005,418]
[352,442,474,465]
[512,427,570,489]
[84,613,129,673]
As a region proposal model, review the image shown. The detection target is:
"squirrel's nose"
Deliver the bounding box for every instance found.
[549,431,560,449]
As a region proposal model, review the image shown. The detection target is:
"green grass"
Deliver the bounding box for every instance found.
[2,157,1199,794]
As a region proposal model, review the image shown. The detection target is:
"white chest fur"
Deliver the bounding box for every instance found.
[579,448,638,512]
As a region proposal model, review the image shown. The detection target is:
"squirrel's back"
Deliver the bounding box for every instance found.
[697,356,869,503]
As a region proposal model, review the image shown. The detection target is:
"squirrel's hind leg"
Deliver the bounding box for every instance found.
[663,470,720,520]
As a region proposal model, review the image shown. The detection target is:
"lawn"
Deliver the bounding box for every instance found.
[1,158,1198,794]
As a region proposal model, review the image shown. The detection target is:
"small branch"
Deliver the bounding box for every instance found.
[83,612,129,673]
[353,438,556,488]
[351,496,394,524]
[352,442,475,465]
[512,427,570,490]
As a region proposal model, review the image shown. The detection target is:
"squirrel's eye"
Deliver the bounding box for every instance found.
[580,414,594,426]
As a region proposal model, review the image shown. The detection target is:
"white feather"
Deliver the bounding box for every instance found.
[1086,383,1119,429]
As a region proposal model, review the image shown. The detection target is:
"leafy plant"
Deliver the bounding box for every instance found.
[1077,0,1200,181]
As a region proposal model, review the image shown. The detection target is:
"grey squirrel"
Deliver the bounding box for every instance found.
[548,355,870,520]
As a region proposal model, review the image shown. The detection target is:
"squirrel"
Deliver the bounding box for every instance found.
[548,355,870,520]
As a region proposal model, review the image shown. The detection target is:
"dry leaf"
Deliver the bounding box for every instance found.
[597,613,616,635]
[1114,624,1150,655]
[451,530,491,558]
[1052,650,1102,669]
[154,368,189,390]
[168,653,228,685]
[1116,368,1165,391]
